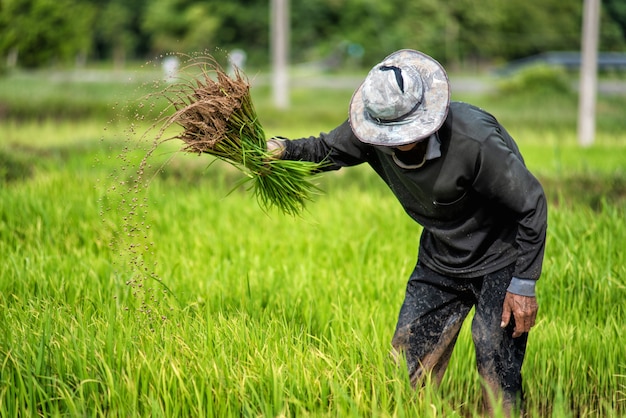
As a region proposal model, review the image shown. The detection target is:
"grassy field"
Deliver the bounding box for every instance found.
[1,66,625,417]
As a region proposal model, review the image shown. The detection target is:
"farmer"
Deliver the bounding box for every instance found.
[267,49,547,415]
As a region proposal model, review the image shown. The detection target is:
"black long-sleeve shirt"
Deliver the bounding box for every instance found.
[282,101,547,281]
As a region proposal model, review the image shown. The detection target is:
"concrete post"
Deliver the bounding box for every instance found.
[577,0,600,147]
[271,0,289,109]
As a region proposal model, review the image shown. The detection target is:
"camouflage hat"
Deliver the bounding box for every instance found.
[349,49,450,146]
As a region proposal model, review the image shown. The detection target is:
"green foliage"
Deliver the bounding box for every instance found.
[2,0,626,70]
[1,68,626,415]
[1,118,625,416]
[141,0,219,55]
[604,0,626,49]
[97,0,136,66]
[496,64,573,97]
[0,147,33,183]
[0,0,95,68]
[0,67,171,120]
[496,0,582,59]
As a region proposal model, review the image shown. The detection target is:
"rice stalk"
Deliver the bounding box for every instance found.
[158,54,324,215]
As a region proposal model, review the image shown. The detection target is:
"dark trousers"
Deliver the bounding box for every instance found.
[391,262,527,414]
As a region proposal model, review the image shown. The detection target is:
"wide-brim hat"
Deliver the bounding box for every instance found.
[349,49,450,146]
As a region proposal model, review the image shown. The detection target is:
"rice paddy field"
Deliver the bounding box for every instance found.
[1,65,625,417]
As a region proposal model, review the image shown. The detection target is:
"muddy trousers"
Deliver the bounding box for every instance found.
[391,262,528,414]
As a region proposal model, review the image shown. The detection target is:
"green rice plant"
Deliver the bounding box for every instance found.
[1,158,625,417]
[2,74,626,417]
[151,54,326,216]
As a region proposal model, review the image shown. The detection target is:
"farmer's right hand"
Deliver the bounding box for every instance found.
[266,137,286,158]
[501,292,538,338]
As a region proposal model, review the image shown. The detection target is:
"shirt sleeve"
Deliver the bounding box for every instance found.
[507,277,537,297]
[472,129,548,281]
[282,119,370,170]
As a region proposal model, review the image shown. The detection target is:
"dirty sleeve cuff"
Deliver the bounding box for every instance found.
[507,277,537,297]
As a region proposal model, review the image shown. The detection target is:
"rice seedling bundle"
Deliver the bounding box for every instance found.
[159,55,324,215]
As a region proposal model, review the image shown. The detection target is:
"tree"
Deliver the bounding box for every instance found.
[0,0,95,68]
[141,0,269,66]
[141,0,219,55]
[1,0,624,70]
[87,0,153,68]
[600,0,626,51]
[98,1,135,68]
[605,0,626,40]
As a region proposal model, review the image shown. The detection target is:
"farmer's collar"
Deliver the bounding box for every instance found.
[391,134,441,169]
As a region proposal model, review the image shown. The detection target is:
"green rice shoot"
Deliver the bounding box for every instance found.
[156,54,325,216]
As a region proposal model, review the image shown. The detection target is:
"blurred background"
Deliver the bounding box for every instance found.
[1,0,625,134]
[2,0,626,199]
[1,0,625,72]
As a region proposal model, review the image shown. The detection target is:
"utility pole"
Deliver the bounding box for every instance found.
[577,0,600,147]
[270,0,289,109]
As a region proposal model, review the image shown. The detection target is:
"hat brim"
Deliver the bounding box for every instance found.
[349,49,450,146]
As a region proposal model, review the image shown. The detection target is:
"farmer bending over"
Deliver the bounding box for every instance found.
[267,49,547,416]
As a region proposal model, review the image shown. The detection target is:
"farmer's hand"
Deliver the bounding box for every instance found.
[501,292,538,338]
[266,137,286,158]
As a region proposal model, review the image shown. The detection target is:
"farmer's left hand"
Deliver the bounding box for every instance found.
[267,137,286,158]
[501,292,538,338]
